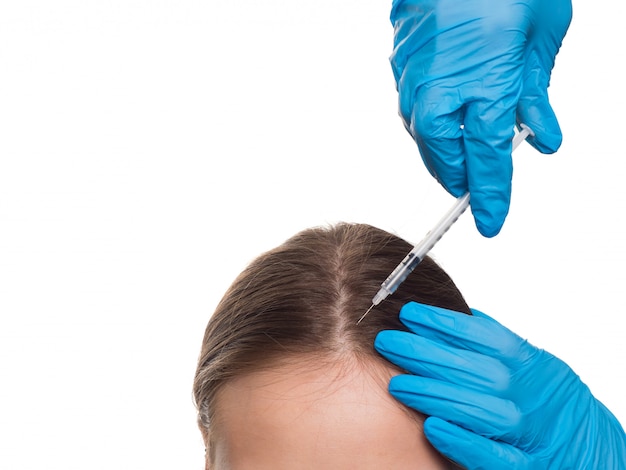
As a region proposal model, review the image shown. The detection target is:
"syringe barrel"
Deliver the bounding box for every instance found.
[380,251,423,296]
[370,124,534,308]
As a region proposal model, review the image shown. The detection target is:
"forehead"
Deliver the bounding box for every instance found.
[210,357,452,470]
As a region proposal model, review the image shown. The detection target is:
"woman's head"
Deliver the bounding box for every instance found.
[193,223,470,469]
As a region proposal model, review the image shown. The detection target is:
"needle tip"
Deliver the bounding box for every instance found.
[356,304,375,325]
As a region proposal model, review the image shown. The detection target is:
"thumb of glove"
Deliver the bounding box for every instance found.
[516,49,562,154]
[517,0,572,154]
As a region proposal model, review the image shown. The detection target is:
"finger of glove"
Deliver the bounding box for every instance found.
[517,0,572,154]
[516,51,562,154]
[389,374,521,440]
[463,96,516,237]
[398,302,537,368]
[400,71,468,197]
[375,330,510,395]
[456,26,523,238]
[424,417,541,470]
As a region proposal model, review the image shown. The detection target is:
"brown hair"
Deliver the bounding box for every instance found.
[193,222,470,456]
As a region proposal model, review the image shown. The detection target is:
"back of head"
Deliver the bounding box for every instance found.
[193,222,470,438]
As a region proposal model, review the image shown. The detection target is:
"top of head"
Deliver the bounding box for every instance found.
[193,222,471,430]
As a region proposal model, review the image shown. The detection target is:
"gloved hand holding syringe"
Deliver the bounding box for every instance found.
[358,124,533,324]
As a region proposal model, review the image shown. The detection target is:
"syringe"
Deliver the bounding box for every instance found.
[357,124,534,324]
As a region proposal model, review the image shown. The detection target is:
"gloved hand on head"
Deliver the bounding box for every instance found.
[375,303,626,469]
[391,0,572,237]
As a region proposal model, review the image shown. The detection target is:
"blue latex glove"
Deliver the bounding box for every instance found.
[390,0,572,237]
[375,303,626,469]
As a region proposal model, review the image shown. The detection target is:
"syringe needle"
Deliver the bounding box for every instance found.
[356,304,375,325]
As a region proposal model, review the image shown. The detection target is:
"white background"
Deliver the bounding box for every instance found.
[1,1,624,468]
